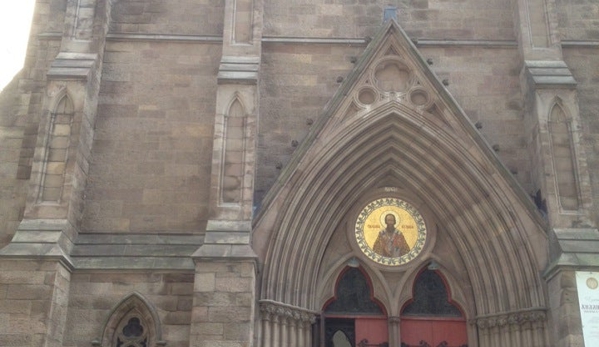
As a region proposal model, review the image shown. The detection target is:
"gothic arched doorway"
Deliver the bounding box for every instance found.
[400,269,468,347]
[322,267,388,347]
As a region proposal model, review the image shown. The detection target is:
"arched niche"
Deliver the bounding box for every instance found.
[548,101,580,211]
[40,93,74,202]
[221,96,247,204]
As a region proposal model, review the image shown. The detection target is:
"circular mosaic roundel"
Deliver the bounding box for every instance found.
[355,198,427,266]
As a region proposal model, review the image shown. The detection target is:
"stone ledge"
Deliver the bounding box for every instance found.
[0,219,75,270]
[75,233,204,245]
[204,231,250,245]
[217,56,260,84]
[70,233,203,269]
[524,60,577,89]
[192,244,257,260]
[206,220,251,233]
[70,244,200,257]
[47,52,98,80]
[72,256,195,270]
[0,243,74,270]
[544,228,599,279]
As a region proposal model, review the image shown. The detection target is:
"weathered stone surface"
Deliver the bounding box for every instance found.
[1,1,599,347]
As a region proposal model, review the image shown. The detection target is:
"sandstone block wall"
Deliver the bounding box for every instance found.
[263,0,514,39]
[565,48,599,224]
[189,262,256,347]
[0,1,598,347]
[63,272,194,347]
[110,0,225,35]
[556,0,599,41]
[0,260,70,347]
[82,41,221,233]
[255,44,528,206]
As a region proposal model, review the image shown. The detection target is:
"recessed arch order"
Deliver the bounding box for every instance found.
[254,101,548,321]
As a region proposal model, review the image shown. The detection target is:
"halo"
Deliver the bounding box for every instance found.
[379,210,400,228]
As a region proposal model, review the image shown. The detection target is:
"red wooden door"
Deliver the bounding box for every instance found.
[355,317,388,346]
[400,317,467,346]
[400,269,468,347]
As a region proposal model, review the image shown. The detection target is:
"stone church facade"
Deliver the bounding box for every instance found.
[1,0,598,346]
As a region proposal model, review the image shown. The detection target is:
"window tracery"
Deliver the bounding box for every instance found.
[115,315,148,347]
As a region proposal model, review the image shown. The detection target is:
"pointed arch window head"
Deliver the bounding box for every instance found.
[402,269,462,317]
[98,293,164,347]
[55,95,74,114]
[324,267,384,315]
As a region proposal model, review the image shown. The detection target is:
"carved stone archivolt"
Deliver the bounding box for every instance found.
[256,21,550,347]
[472,308,547,329]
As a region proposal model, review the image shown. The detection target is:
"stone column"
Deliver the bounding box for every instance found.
[258,301,317,347]
[388,316,399,347]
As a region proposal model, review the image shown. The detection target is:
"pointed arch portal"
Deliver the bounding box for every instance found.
[254,20,550,347]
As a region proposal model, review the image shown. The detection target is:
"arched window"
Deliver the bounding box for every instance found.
[115,316,148,347]
[97,293,164,347]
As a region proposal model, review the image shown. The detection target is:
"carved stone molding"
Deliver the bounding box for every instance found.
[259,300,318,324]
[472,308,547,329]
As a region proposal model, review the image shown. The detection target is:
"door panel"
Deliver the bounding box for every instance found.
[355,318,388,346]
[400,318,467,346]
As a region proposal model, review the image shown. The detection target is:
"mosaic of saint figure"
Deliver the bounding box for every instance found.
[372,213,410,257]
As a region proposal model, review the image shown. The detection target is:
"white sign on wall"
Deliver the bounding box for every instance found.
[576,271,599,346]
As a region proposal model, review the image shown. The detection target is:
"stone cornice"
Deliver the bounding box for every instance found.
[37,32,599,49]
